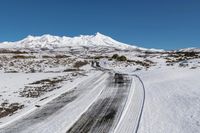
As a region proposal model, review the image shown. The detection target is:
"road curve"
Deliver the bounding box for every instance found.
[114,74,145,133]
[134,75,146,133]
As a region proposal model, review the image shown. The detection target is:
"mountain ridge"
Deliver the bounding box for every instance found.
[0,32,163,52]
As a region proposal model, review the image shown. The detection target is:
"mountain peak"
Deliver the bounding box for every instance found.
[41,34,54,38]
[26,35,35,39]
[95,32,106,37]
[95,32,111,39]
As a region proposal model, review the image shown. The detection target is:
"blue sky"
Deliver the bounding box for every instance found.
[0,0,200,50]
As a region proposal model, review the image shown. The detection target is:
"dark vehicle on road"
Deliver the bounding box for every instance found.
[114,73,124,83]
[96,61,100,67]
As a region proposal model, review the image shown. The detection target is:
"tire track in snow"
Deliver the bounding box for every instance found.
[114,74,145,133]
[66,75,132,133]
[0,73,106,133]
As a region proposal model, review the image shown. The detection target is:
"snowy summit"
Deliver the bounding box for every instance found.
[0,33,163,52]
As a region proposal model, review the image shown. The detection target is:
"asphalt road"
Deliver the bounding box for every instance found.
[0,73,106,133]
[0,73,135,133]
[66,75,132,133]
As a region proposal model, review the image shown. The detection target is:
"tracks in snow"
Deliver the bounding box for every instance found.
[66,76,132,133]
[0,72,107,133]
[114,74,145,133]
[0,72,145,133]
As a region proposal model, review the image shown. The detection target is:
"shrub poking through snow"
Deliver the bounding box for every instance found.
[117,55,127,61]
[73,60,88,69]
[112,54,119,59]
[0,102,24,118]
[12,55,36,59]
[112,54,127,61]
[20,76,66,98]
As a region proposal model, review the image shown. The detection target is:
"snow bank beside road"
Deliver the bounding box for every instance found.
[137,68,200,133]
[0,71,101,127]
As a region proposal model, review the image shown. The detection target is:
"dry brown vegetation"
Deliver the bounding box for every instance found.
[0,102,24,118]
[12,55,36,59]
[127,59,154,68]
[19,77,66,98]
[165,52,199,63]
[0,49,28,54]
[73,60,88,69]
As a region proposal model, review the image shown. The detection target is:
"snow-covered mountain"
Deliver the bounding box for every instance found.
[0,33,163,52]
[179,47,200,52]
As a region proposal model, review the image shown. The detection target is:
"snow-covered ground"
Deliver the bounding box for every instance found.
[0,69,101,126]
[137,68,200,133]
